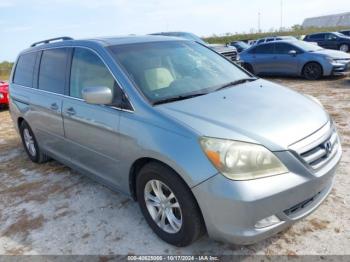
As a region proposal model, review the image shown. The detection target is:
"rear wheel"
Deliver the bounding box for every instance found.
[339,44,349,53]
[303,62,323,80]
[19,121,49,163]
[136,162,205,247]
[244,63,254,74]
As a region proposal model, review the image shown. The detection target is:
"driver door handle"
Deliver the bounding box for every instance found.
[65,107,76,116]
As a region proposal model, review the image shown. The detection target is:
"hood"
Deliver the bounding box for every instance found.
[208,44,237,54]
[156,79,329,151]
[314,49,350,59]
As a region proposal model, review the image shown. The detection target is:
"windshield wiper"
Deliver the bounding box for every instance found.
[215,78,257,92]
[153,92,208,105]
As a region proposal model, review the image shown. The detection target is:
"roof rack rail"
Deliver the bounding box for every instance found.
[30,36,74,47]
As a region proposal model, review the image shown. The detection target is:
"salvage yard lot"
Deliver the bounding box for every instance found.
[0,77,349,255]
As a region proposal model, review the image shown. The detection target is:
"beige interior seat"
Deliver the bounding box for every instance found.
[144,67,174,91]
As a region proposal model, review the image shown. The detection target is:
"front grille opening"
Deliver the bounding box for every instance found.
[299,131,338,170]
[284,191,321,216]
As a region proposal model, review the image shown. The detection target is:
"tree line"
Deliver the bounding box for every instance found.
[0,61,13,80]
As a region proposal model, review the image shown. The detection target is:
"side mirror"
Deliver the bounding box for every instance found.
[288,50,297,56]
[82,86,113,105]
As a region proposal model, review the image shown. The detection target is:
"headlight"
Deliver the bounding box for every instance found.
[325,56,335,64]
[200,137,288,180]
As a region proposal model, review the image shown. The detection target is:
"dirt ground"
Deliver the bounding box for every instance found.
[0,77,349,255]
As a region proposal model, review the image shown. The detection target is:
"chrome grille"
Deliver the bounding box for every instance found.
[222,51,237,61]
[289,122,340,171]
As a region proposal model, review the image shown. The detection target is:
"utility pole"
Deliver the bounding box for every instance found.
[280,0,283,30]
[258,12,261,32]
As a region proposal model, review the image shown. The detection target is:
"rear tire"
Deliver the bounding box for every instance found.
[244,63,254,74]
[339,44,349,53]
[136,162,205,247]
[19,121,49,163]
[303,62,323,80]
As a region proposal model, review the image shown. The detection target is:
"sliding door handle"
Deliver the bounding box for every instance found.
[50,103,59,111]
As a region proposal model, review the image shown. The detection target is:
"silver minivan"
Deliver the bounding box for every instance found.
[9,36,342,246]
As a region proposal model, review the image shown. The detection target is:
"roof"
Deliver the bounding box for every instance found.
[85,35,183,45]
[25,35,185,52]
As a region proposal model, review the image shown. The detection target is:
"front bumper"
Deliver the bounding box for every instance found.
[192,148,341,245]
[331,62,350,76]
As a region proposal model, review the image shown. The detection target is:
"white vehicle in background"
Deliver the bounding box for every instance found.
[254,36,298,45]
[150,32,240,63]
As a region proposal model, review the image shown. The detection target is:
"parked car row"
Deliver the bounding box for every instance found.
[224,29,350,80]
[240,40,350,80]
[0,80,9,107]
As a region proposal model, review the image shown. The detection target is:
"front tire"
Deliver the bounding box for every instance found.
[19,121,49,163]
[136,162,205,247]
[339,44,349,53]
[303,62,323,80]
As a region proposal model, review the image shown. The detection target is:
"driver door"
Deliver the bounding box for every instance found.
[62,47,126,188]
[271,43,300,75]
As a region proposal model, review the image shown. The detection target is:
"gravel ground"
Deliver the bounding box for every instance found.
[0,77,349,256]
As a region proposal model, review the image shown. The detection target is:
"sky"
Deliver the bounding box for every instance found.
[1,0,350,61]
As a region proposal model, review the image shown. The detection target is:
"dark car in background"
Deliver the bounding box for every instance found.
[229,41,250,53]
[150,32,239,62]
[304,32,350,52]
[240,40,350,80]
[339,30,350,37]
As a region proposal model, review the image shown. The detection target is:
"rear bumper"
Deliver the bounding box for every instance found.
[192,148,341,245]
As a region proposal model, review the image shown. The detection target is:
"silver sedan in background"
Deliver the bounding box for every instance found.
[240,40,350,80]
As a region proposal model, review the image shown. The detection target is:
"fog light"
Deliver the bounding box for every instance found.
[255,215,281,228]
[0,93,3,99]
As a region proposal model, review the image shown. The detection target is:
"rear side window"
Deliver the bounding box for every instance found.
[13,52,37,87]
[38,48,68,94]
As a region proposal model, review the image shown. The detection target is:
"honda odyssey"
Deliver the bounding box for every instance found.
[9,35,342,246]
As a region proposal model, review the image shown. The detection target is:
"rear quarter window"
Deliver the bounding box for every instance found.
[13,52,37,87]
[38,48,69,94]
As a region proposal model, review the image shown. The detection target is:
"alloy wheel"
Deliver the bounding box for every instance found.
[304,63,321,80]
[23,128,36,157]
[144,179,182,234]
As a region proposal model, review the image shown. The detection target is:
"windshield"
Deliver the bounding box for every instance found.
[293,40,324,52]
[334,32,348,38]
[177,33,207,45]
[109,41,249,104]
